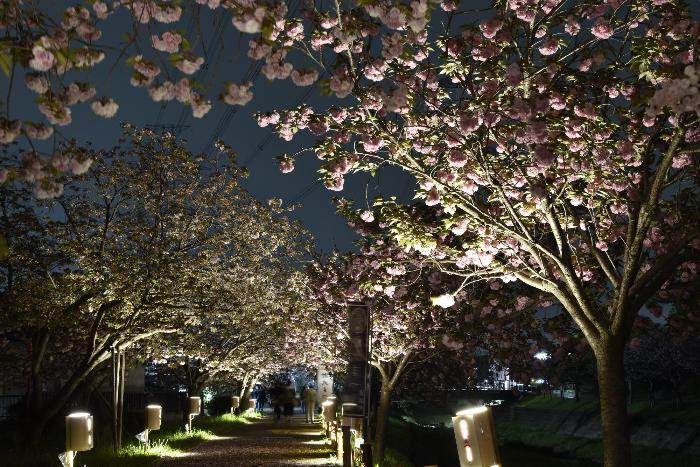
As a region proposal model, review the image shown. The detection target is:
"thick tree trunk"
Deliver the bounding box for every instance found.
[28,353,108,444]
[594,337,631,467]
[240,377,256,412]
[372,383,392,465]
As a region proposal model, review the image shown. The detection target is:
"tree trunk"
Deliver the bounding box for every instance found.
[112,347,122,451]
[627,378,632,406]
[28,353,108,444]
[27,328,50,417]
[372,382,392,465]
[593,337,631,467]
[240,377,256,412]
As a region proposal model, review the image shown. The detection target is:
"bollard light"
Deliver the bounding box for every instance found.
[146,405,162,431]
[231,395,240,413]
[451,406,500,467]
[189,396,201,415]
[66,412,94,452]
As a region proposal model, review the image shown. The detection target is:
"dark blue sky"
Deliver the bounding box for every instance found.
[12,2,696,253]
[5,3,413,253]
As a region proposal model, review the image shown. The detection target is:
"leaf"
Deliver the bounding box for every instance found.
[0,235,8,259]
[0,51,12,76]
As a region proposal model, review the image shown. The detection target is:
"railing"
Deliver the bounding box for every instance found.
[0,395,23,419]
[0,391,189,420]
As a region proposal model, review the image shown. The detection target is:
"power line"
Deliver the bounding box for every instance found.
[239,83,317,168]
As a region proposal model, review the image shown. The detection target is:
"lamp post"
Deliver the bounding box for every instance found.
[188,397,201,432]
[141,405,162,446]
[63,412,94,467]
[451,406,501,467]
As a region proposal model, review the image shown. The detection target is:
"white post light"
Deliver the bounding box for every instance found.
[146,404,162,430]
[136,404,162,446]
[188,396,201,431]
[322,400,334,437]
[62,412,93,467]
[451,406,501,467]
[231,396,240,414]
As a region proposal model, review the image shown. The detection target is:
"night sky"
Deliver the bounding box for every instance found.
[5,2,415,253]
[11,2,696,253]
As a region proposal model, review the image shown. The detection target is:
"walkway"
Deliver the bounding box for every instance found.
[159,414,340,467]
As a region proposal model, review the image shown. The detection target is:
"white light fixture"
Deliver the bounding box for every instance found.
[451,406,500,467]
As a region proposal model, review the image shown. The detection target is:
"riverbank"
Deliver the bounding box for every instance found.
[384,394,700,466]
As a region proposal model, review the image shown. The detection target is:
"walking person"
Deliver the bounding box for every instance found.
[282,381,295,422]
[303,384,317,423]
[256,387,267,412]
[270,383,284,422]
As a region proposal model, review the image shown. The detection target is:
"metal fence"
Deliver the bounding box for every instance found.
[0,391,188,420]
[0,395,22,419]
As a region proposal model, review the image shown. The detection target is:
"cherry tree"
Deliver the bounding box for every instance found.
[0,126,313,441]
[306,209,541,462]
[262,2,700,465]
[148,270,317,397]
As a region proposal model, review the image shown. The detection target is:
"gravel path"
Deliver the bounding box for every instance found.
[158,414,340,467]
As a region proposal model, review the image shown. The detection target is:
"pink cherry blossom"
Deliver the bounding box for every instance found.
[222,82,253,106]
[0,119,21,144]
[93,1,109,19]
[90,98,119,118]
[291,69,318,86]
[565,16,581,35]
[175,56,204,75]
[29,45,56,71]
[190,93,212,118]
[38,100,72,126]
[50,152,71,172]
[325,176,345,191]
[24,122,54,140]
[148,81,176,102]
[232,7,266,34]
[257,112,280,127]
[63,82,96,105]
[70,157,93,175]
[279,158,295,173]
[431,294,455,308]
[151,31,182,53]
[262,50,293,80]
[25,74,50,94]
[34,181,64,200]
[329,66,353,98]
[153,4,181,23]
[480,18,503,39]
[360,211,375,223]
[538,38,560,56]
[448,150,468,168]
[459,114,482,134]
[363,135,385,152]
[591,18,614,39]
[425,187,440,206]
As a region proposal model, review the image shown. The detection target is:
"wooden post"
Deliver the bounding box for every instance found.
[342,426,352,467]
[361,443,373,467]
[111,347,119,451]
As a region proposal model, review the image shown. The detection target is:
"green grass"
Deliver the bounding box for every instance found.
[496,420,699,467]
[516,394,700,426]
[1,413,258,467]
[381,447,415,467]
[516,394,599,412]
